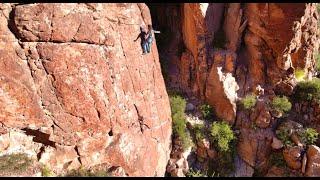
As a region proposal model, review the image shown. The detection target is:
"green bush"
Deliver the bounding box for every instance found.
[186,169,207,177]
[295,69,306,81]
[186,168,219,177]
[276,128,294,147]
[169,94,192,150]
[41,165,54,177]
[200,104,214,119]
[240,94,257,110]
[0,153,32,174]
[64,167,109,177]
[271,96,292,114]
[210,121,235,152]
[293,78,320,103]
[193,123,205,141]
[297,128,319,145]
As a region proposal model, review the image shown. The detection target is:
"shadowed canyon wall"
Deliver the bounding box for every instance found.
[0,2,319,177]
[148,3,319,176]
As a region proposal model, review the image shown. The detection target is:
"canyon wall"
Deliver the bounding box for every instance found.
[153,3,319,176]
[0,3,172,176]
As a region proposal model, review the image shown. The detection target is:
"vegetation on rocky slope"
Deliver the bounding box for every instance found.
[240,94,257,110]
[210,121,235,152]
[271,96,292,114]
[294,69,306,82]
[169,93,192,150]
[64,167,109,177]
[297,128,319,145]
[293,78,320,103]
[200,104,214,120]
[0,153,33,175]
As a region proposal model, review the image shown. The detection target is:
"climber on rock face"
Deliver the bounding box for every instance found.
[146,24,160,53]
[134,26,148,55]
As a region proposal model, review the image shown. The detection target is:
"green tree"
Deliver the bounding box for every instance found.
[210,121,235,152]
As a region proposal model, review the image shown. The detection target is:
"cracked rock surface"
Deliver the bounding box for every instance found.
[0,3,171,176]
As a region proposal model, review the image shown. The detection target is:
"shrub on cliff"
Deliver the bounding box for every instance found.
[169,94,192,149]
[297,128,319,145]
[41,165,54,177]
[271,96,292,114]
[276,127,294,147]
[240,94,257,110]
[64,167,109,177]
[293,78,320,103]
[294,69,306,82]
[193,123,205,141]
[210,121,235,152]
[200,104,214,120]
[0,153,32,174]
[186,168,219,177]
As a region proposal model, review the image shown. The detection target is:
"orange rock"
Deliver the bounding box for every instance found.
[0,3,171,176]
[306,145,320,177]
[283,146,303,170]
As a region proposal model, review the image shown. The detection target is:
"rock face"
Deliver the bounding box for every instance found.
[0,3,171,176]
[148,2,319,176]
[306,145,320,177]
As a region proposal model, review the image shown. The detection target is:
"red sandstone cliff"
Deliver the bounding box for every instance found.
[0,2,319,177]
[0,3,171,176]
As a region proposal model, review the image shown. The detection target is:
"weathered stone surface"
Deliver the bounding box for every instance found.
[234,154,254,177]
[109,166,127,177]
[250,100,271,128]
[0,3,171,176]
[223,3,247,52]
[283,146,303,170]
[306,145,320,177]
[265,166,286,177]
[205,50,239,124]
[271,136,283,150]
[302,153,307,174]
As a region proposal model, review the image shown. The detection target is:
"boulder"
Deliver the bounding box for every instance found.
[305,145,320,176]
[186,103,196,111]
[283,146,303,170]
[250,100,271,128]
[271,136,284,150]
[302,153,307,174]
[265,166,286,177]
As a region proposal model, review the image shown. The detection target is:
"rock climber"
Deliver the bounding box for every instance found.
[134,26,148,55]
[146,24,160,53]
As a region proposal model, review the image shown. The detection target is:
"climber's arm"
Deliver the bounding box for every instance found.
[134,34,141,42]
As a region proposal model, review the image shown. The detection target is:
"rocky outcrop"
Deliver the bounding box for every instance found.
[180,4,240,124]
[0,3,171,176]
[148,3,319,176]
[283,146,303,170]
[306,145,320,177]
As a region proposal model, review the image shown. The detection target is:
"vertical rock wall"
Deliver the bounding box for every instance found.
[0,3,172,177]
